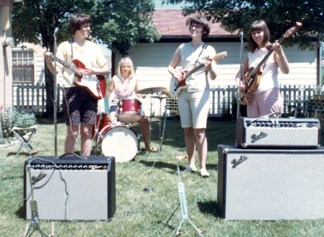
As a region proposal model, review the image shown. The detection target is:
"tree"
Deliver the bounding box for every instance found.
[12,0,91,118]
[165,0,324,50]
[12,0,160,118]
[91,0,161,56]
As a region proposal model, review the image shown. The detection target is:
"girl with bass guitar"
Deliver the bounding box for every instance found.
[236,20,290,118]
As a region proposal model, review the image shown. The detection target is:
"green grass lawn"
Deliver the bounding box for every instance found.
[1,117,324,236]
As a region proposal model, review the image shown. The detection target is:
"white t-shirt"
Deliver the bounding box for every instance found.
[56,40,107,87]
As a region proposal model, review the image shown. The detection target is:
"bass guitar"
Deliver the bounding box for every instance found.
[238,21,302,105]
[169,51,227,97]
[25,43,106,100]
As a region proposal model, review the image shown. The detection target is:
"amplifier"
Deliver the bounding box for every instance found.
[24,156,115,221]
[217,145,324,220]
[236,117,321,148]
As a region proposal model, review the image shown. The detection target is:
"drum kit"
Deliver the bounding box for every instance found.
[93,86,169,162]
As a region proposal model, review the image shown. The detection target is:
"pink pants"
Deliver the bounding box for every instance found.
[248,88,281,118]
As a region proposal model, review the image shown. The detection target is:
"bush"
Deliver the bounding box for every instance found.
[0,107,36,139]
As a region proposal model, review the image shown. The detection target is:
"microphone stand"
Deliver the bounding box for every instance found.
[237,30,244,119]
[53,28,58,156]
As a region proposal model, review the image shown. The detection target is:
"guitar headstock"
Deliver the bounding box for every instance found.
[24,43,45,54]
[213,51,227,64]
[284,22,302,39]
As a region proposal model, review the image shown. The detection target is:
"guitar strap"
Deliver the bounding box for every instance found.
[68,39,74,60]
[194,43,207,65]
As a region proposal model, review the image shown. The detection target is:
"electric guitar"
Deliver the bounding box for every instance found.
[169,51,227,97]
[238,21,302,105]
[25,43,106,100]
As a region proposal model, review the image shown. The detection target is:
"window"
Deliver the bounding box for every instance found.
[12,50,34,83]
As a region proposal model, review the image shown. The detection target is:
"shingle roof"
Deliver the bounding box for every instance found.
[153,9,238,37]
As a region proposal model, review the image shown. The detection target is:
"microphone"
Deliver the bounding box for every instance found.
[53,27,59,36]
[239,30,243,39]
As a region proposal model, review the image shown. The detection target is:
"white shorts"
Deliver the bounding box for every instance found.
[177,89,210,129]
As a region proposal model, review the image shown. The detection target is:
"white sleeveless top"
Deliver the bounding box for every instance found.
[179,42,216,92]
[248,47,279,94]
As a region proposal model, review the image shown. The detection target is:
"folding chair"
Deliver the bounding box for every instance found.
[12,125,39,157]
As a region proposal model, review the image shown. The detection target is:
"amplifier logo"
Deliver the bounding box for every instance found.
[231,155,248,168]
[251,131,267,143]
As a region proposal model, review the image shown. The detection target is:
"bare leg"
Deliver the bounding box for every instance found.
[184,127,196,168]
[194,128,208,169]
[138,116,150,150]
[65,125,79,154]
[109,111,117,123]
[80,123,93,156]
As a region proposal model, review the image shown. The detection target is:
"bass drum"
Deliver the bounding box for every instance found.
[100,125,139,162]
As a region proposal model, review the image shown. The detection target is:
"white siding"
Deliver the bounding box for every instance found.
[114,41,318,116]
[34,52,45,84]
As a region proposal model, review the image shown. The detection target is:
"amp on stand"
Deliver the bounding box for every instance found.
[236,117,321,148]
[24,156,115,221]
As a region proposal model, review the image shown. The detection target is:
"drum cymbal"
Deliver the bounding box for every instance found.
[137,87,167,94]
[150,95,169,100]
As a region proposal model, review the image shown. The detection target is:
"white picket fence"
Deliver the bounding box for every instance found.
[13,83,320,117]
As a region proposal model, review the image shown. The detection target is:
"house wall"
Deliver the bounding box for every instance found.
[0,0,14,110]
[114,41,318,116]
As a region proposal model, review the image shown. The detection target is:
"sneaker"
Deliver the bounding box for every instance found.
[183,165,197,172]
[200,168,210,177]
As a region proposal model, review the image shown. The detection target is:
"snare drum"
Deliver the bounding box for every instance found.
[117,98,143,123]
[99,125,139,162]
[92,113,108,139]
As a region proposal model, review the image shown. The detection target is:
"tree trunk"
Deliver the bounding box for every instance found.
[45,65,54,119]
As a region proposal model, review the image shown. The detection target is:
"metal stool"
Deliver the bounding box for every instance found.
[12,125,39,157]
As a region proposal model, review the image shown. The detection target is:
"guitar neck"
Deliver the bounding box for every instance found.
[50,55,83,77]
[186,64,205,78]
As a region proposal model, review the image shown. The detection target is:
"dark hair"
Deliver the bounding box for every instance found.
[187,16,210,38]
[248,20,270,52]
[70,14,92,32]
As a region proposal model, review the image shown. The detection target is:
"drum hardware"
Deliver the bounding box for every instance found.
[136,87,166,156]
[150,95,169,153]
[92,113,109,156]
[137,86,167,95]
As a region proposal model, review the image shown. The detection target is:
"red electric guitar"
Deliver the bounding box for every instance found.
[169,51,227,97]
[25,43,106,100]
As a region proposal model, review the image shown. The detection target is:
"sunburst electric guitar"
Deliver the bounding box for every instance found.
[238,21,302,105]
[25,43,106,100]
[169,51,227,97]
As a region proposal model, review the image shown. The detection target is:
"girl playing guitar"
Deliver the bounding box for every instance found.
[236,20,290,118]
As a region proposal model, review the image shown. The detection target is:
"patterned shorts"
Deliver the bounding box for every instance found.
[62,87,97,126]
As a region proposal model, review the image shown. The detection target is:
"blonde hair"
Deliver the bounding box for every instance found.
[117,57,134,77]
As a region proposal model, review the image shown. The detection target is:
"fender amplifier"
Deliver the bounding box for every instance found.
[24,156,115,221]
[236,117,321,148]
[217,145,324,220]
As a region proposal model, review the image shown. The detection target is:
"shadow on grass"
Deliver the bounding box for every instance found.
[2,175,23,181]
[15,205,25,219]
[36,114,66,125]
[139,160,186,173]
[197,201,222,218]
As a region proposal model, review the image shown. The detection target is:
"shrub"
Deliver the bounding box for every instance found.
[0,107,36,139]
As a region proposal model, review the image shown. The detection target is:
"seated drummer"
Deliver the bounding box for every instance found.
[106,57,157,152]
